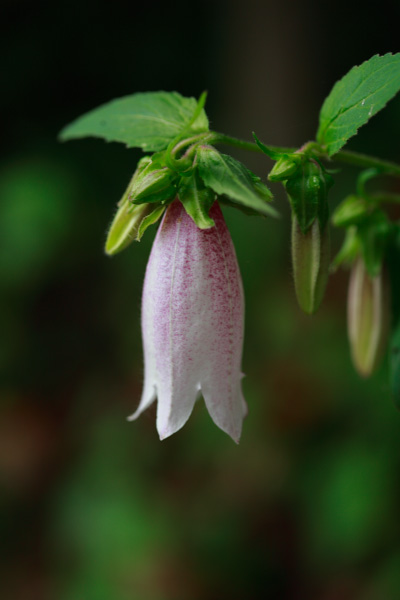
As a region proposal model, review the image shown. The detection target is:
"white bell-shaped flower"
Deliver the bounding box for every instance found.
[128,199,246,442]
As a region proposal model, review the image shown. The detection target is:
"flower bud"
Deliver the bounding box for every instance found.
[285,159,333,234]
[115,156,152,208]
[291,216,330,314]
[269,155,301,182]
[105,199,154,255]
[130,163,177,204]
[347,257,390,377]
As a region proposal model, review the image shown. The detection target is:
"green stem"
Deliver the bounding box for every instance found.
[172,133,212,156]
[210,132,400,177]
[327,150,400,177]
[165,132,212,173]
[187,91,208,130]
[370,192,400,204]
[210,132,294,155]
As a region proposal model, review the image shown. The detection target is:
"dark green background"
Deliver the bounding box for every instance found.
[2,1,400,598]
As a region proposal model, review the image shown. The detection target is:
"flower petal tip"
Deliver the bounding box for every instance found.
[127,408,143,422]
[157,424,182,442]
[156,411,193,442]
[226,426,242,445]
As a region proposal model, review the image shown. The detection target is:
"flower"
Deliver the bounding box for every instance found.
[347,256,390,377]
[128,198,246,442]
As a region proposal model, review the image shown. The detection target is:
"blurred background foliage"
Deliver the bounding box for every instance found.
[2,1,400,598]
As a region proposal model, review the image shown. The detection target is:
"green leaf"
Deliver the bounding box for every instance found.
[196,146,278,218]
[178,171,216,229]
[317,53,400,156]
[59,92,209,152]
[136,205,166,241]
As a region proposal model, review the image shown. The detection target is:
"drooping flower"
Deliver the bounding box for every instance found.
[347,256,390,377]
[128,199,246,442]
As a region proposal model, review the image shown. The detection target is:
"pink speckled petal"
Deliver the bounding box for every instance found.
[130,199,246,442]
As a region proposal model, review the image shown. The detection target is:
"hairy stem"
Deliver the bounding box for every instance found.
[209,132,400,177]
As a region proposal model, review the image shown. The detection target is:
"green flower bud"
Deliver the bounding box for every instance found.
[285,159,333,234]
[268,154,302,182]
[291,215,330,315]
[105,199,155,255]
[332,194,371,228]
[130,161,177,205]
[115,156,152,208]
[347,257,390,377]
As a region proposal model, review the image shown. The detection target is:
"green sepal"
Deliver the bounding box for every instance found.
[333,212,393,277]
[59,91,209,152]
[129,154,178,205]
[196,145,278,218]
[114,155,152,208]
[131,188,176,205]
[357,212,392,277]
[285,159,333,234]
[105,200,156,255]
[178,171,216,229]
[218,197,263,217]
[332,227,361,271]
[269,155,302,182]
[136,204,166,241]
[130,168,177,204]
[332,194,372,228]
[105,157,162,254]
[253,133,303,181]
[252,133,283,160]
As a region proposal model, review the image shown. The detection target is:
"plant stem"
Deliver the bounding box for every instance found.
[331,150,400,177]
[370,192,400,204]
[210,132,400,177]
[210,133,294,155]
[172,133,212,156]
